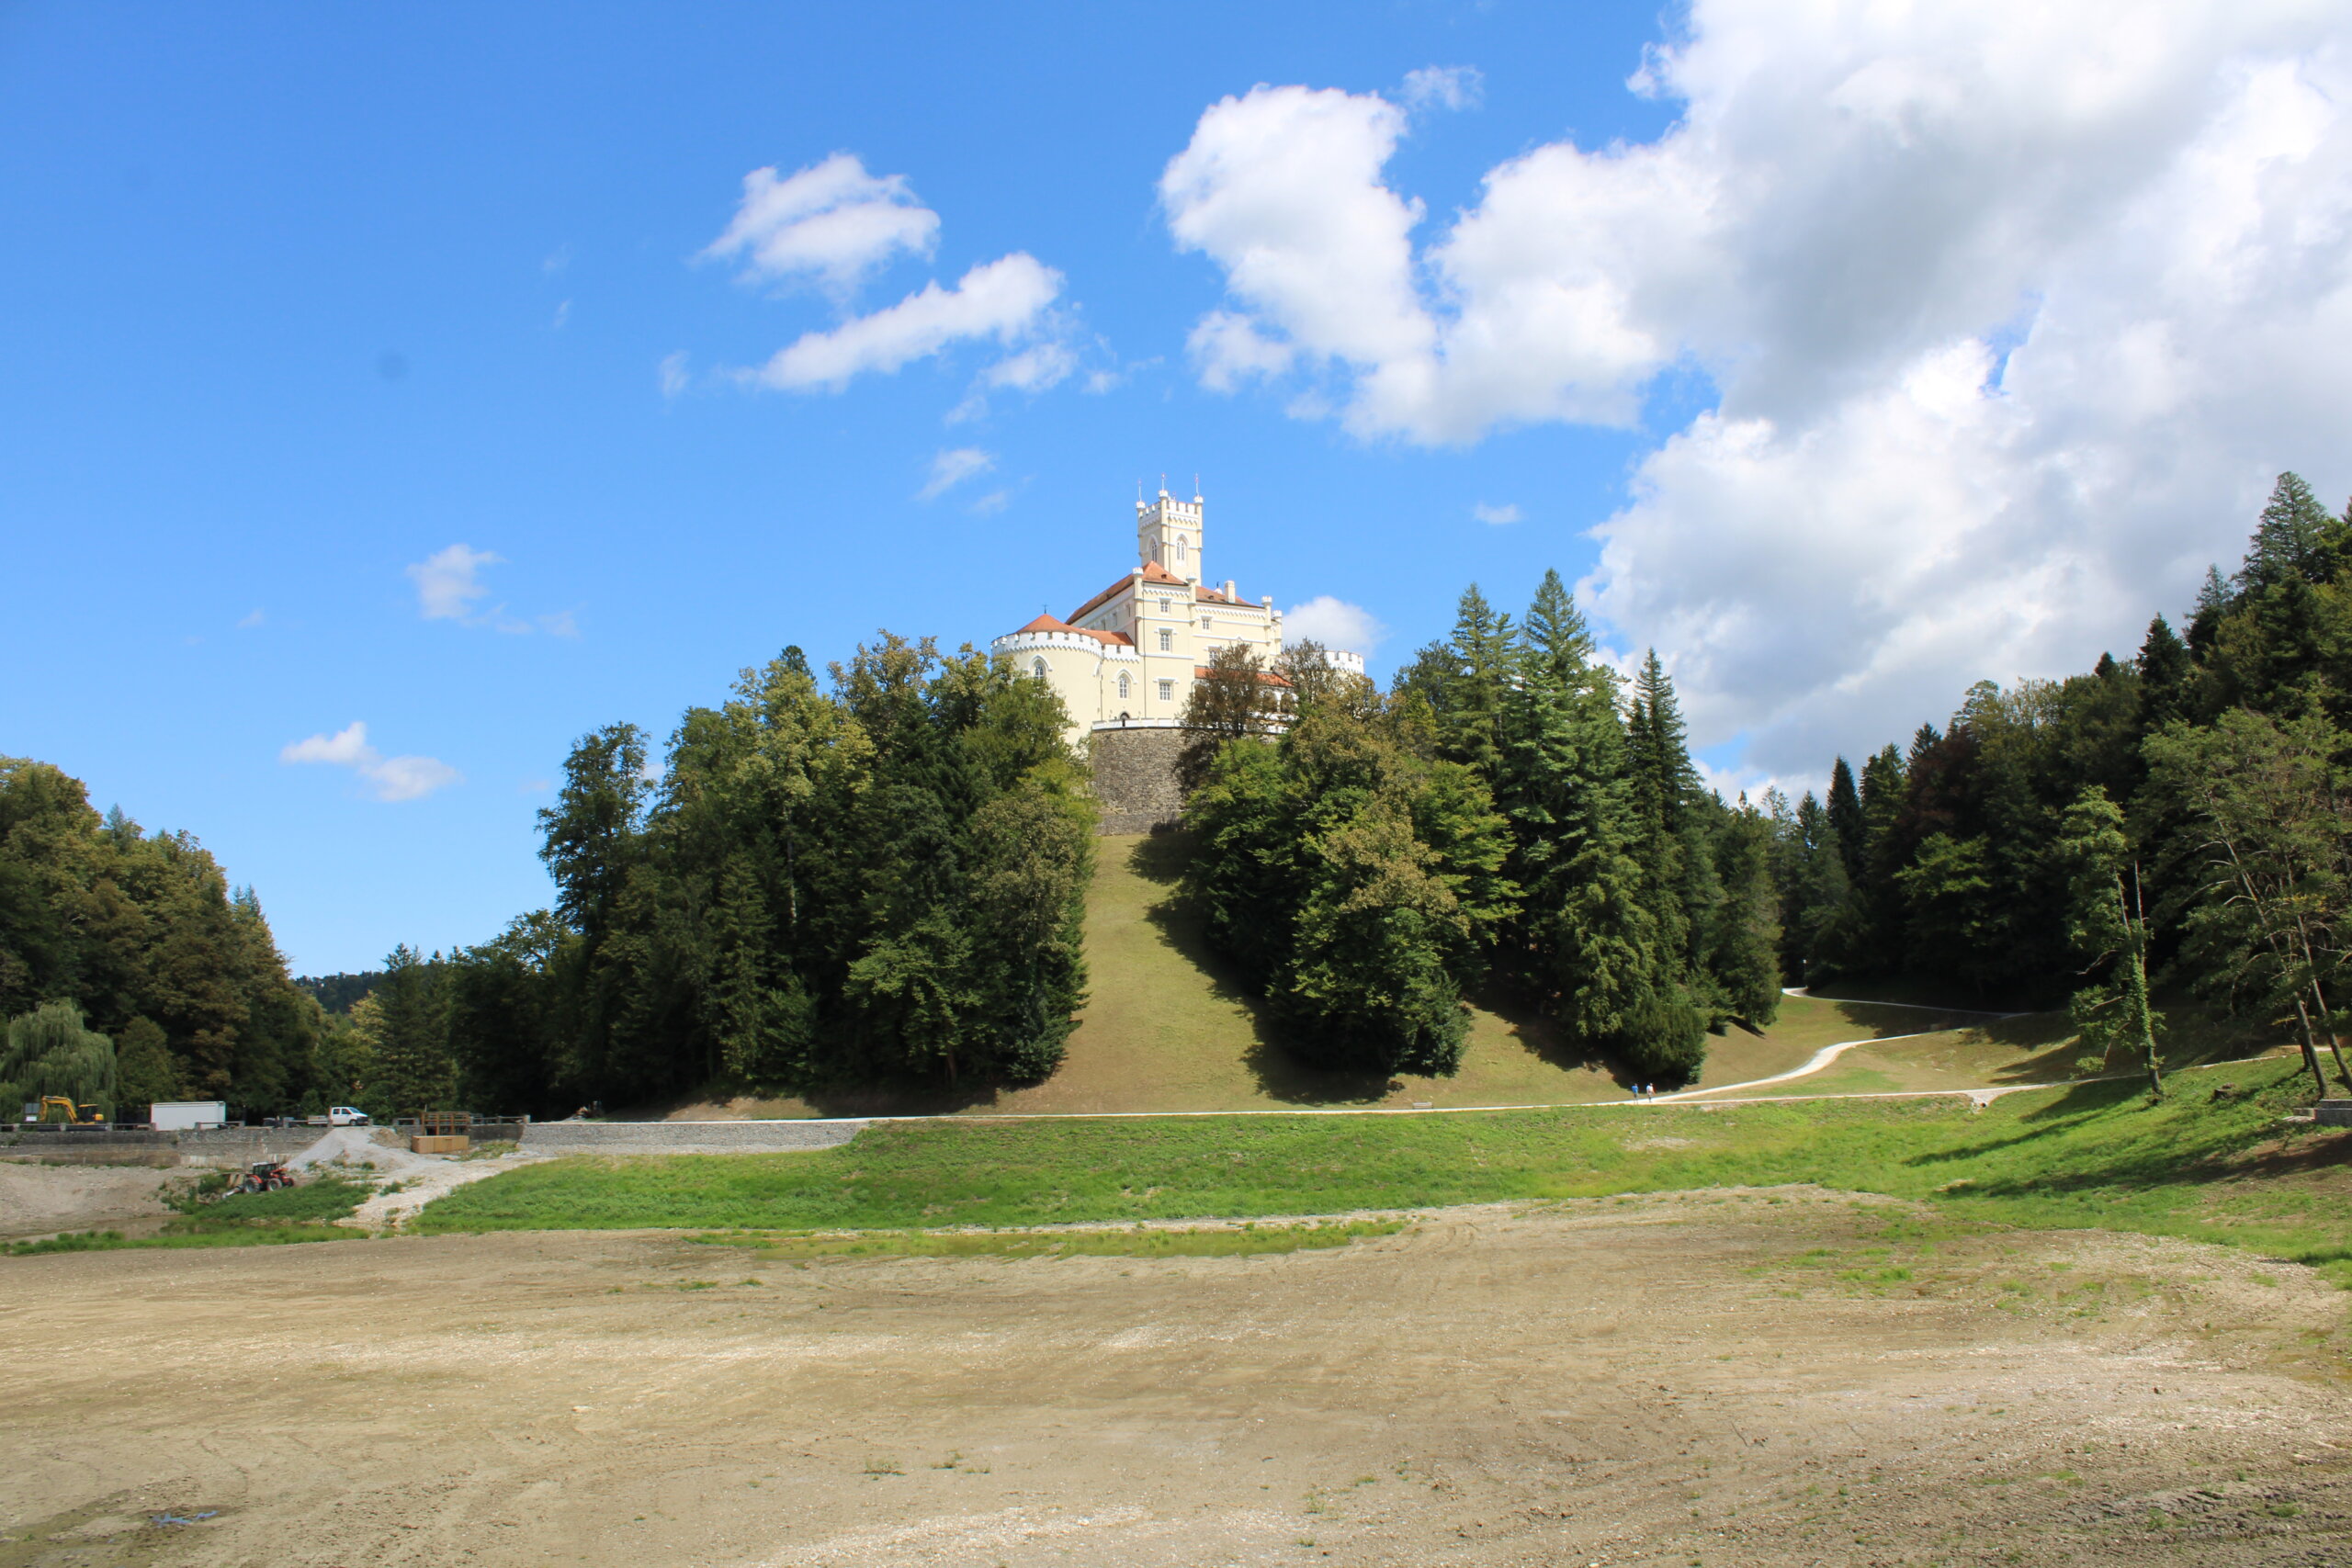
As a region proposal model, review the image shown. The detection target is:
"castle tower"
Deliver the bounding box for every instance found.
[1136,486,1203,581]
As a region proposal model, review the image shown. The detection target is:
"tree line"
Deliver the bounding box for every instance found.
[321,637,1096,1117]
[0,758,317,1117]
[1772,472,2352,1096]
[1182,570,1781,1087]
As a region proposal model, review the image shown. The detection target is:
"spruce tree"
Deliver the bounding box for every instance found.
[1433,584,1515,777]
[2239,471,2341,593]
[1825,758,1865,886]
[369,944,453,1114]
[2135,615,2189,728]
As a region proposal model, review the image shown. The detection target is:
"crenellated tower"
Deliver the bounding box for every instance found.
[1136,486,1203,581]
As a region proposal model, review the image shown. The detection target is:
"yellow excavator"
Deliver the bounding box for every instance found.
[35,1096,106,1125]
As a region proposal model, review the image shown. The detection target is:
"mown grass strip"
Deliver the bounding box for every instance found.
[415,1060,2352,1281]
[6,1224,364,1257]
[5,1177,376,1258]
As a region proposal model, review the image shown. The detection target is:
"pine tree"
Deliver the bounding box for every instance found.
[1825,758,1865,886]
[1710,802,1782,1023]
[2239,471,2342,593]
[371,944,454,1114]
[2136,615,2190,728]
[1432,584,1516,777]
[2187,565,2233,657]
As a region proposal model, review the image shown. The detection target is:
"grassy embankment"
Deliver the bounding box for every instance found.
[677,833,2061,1119]
[3,1177,371,1256]
[423,1056,2352,1284]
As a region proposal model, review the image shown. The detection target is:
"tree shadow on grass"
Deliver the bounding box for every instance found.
[1131,832,1404,1107]
[1475,984,1627,1089]
[1908,1062,2324,1202]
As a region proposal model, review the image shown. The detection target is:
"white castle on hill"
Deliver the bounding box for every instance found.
[991,487,1366,748]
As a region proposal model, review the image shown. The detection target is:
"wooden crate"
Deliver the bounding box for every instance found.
[412,1134,471,1155]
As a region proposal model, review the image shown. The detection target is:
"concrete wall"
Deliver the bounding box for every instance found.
[519,1120,865,1155]
[1089,725,1188,834]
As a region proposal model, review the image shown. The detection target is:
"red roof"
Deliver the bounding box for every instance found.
[1008,611,1133,649]
[1065,571,1137,624]
[1060,561,1263,627]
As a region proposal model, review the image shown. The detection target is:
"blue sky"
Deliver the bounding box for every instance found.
[7,2,2349,973]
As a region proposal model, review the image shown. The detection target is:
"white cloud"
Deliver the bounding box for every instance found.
[236,608,265,628]
[281,722,371,767]
[280,722,460,803]
[1187,310,1295,391]
[1283,595,1387,654]
[1163,88,1431,426]
[658,350,690,398]
[1167,3,2352,776]
[406,544,501,622]
[551,299,571,329]
[751,254,1063,393]
[1401,65,1483,113]
[984,341,1076,392]
[1472,502,1521,525]
[702,153,939,294]
[920,446,994,500]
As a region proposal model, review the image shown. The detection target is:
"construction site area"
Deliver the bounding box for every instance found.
[4,1100,2352,1566]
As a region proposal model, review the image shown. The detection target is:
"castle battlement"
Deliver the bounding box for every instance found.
[991,628,1143,660]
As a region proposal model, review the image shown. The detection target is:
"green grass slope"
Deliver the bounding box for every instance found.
[705,834,2006,1118]
[424,1058,2352,1285]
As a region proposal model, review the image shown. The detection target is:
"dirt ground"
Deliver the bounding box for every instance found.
[5,1191,2350,1566]
[0,1159,176,1240]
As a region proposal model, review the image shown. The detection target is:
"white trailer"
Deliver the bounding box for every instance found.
[150,1100,229,1131]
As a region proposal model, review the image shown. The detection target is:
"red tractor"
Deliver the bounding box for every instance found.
[227,1160,296,1195]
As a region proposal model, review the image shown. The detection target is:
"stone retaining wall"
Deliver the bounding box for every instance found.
[1089,726,1187,834]
[519,1120,865,1156]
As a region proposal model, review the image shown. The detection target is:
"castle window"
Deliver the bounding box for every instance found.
[1158,627,1173,652]
[1117,672,1130,699]
[1157,679,1173,702]
[1032,658,1047,681]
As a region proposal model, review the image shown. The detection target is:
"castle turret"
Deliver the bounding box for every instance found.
[1136,486,1203,581]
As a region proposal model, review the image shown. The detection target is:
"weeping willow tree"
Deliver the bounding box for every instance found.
[2,1002,118,1118]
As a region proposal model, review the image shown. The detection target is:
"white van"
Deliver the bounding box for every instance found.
[305,1106,370,1127]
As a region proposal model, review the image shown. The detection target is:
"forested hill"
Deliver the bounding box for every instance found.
[0,758,317,1114]
[295,972,385,1016]
[1776,472,2352,1094]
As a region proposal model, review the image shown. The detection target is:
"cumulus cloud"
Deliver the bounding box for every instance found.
[920,446,994,500]
[280,722,460,803]
[1283,595,1387,654]
[702,153,940,293]
[1167,3,2352,779]
[750,254,1063,392]
[1473,502,1521,525]
[704,154,1078,400]
[406,544,501,622]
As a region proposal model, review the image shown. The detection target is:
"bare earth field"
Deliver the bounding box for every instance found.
[6,1190,2350,1566]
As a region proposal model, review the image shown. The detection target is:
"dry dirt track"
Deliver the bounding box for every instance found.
[5,1190,2351,1567]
